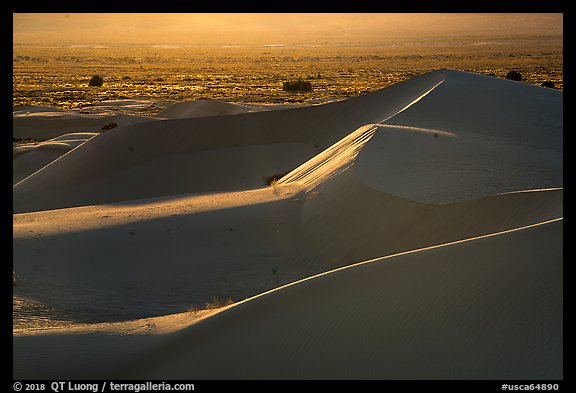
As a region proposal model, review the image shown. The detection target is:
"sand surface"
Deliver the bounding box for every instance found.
[13,69,563,379]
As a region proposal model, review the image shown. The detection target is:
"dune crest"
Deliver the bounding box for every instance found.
[157,99,252,119]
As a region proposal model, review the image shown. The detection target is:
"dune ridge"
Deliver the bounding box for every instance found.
[156,99,252,119]
[13,132,98,184]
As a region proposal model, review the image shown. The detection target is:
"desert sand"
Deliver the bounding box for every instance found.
[13,69,563,379]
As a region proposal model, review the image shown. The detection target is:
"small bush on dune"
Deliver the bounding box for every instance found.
[282,78,312,92]
[264,171,290,186]
[88,75,104,86]
[204,296,234,310]
[505,70,522,81]
[101,122,118,131]
[541,81,555,89]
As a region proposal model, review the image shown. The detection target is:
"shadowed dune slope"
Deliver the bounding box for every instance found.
[13,132,98,184]
[299,170,562,269]
[157,100,252,119]
[138,220,563,380]
[13,112,152,140]
[354,124,562,204]
[13,219,563,379]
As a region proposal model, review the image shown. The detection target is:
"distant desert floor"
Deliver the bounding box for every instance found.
[13,38,563,110]
[13,69,562,379]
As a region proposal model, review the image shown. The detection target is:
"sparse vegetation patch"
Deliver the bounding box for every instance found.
[264,171,290,185]
[101,122,118,131]
[204,296,234,310]
[88,75,104,87]
[505,70,522,81]
[282,78,312,92]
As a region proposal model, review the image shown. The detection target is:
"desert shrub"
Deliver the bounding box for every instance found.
[88,75,104,86]
[205,296,234,310]
[264,171,290,185]
[282,78,312,92]
[121,75,131,80]
[101,122,118,131]
[505,70,522,81]
[541,81,555,88]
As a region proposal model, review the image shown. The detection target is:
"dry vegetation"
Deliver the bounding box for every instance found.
[13,38,562,114]
[204,296,234,310]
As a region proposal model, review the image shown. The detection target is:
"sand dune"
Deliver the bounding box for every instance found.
[13,69,563,380]
[13,105,65,114]
[13,110,153,140]
[10,100,225,185]
[13,69,448,213]
[156,100,309,119]
[12,181,561,328]
[13,132,98,184]
[13,70,561,213]
[11,100,285,186]
[384,71,563,150]
[157,99,253,119]
[137,219,563,380]
[13,219,563,379]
